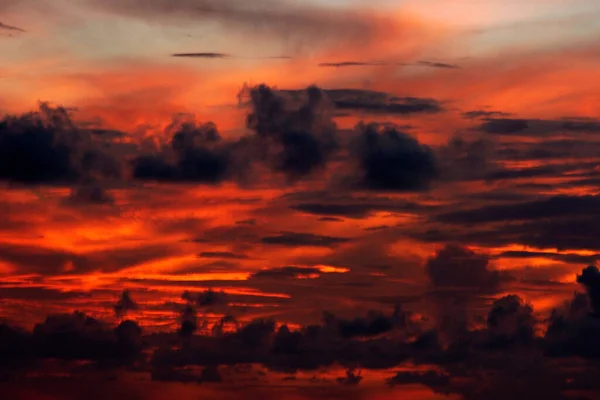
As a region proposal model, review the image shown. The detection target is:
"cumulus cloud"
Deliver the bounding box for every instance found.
[132,118,239,183]
[31,312,143,361]
[114,290,138,319]
[576,265,600,316]
[348,122,438,191]
[0,103,121,184]
[485,295,536,347]
[425,245,506,292]
[242,84,338,181]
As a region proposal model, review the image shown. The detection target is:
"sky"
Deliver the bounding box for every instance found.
[2,0,600,399]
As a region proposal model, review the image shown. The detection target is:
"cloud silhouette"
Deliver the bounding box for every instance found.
[260,232,351,247]
[349,122,438,191]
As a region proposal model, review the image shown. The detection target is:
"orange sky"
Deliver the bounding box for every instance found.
[2,1,600,398]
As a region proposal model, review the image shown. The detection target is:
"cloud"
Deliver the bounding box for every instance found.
[251,266,321,279]
[5,270,600,389]
[82,0,393,47]
[462,110,511,119]
[290,200,424,218]
[417,60,459,69]
[348,122,438,191]
[485,295,536,348]
[436,195,600,225]
[0,103,122,184]
[478,117,600,136]
[318,217,344,222]
[0,22,25,32]
[497,250,600,265]
[183,289,229,307]
[199,251,249,260]
[284,89,443,116]
[242,84,338,181]
[425,245,506,292]
[30,312,143,361]
[132,118,238,183]
[325,304,412,339]
[386,371,450,389]
[437,135,496,182]
[544,283,600,359]
[114,290,138,319]
[64,184,115,205]
[316,61,460,69]
[576,265,600,316]
[260,232,351,247]
[318,61,388,68]
[171,53,231,58]
[0,242,177,275]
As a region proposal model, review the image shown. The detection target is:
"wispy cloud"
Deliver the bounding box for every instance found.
[0,21,25,32]
[171,52,231,58]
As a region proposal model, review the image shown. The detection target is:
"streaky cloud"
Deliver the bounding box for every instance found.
[171,52,231,58]
[0,21,25,32]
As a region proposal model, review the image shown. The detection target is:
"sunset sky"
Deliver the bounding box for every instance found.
[2,1,600,399]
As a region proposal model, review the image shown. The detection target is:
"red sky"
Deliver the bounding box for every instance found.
[2,1,600,398]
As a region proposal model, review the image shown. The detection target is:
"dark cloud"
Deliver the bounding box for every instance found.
[236,218,257,226]
[183,289,229,307]
[251,266,321,279]
[436,195,600,225]
[497,139,600,162]
[114,290,138,319]
[478,117,600,136]
[0,287,88,302]
[480,118,529,134]
[0,242,177,275]
[318,61,388,68]
[199,251,249,260]
[544,284,600,359]
[437,135,496,181]
[0,103,121,184]
[64,184,115,205]
[336,369,363,385]
[290,200,424,218]
[132,118,238,183]
[0,21,25,32]
[29,312,143,362]
[260,232,351,247]
[325,89,443,116]
[497,250,600,265]
[178,304,198,340]
[386,371,451,388]
[462,110,511,119]
[171,52,230,58]
[577,265,600,316]
[242,84,338,181]
[318,60,459,69]
[318,217,344,222]
[417,60,459,69]
[425,245,506,292]
[348,122,438,191]
[485,295,536,347]
[325,304,412,339]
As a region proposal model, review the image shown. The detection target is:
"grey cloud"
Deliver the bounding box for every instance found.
[261,232,351,247]
[0,22,25,32]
